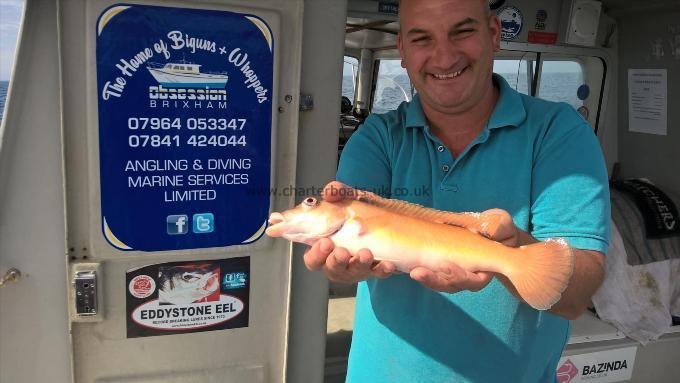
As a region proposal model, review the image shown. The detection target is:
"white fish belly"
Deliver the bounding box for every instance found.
[330,228,425,272]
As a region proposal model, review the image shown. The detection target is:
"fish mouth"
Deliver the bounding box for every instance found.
[268,212,285,225]
[266,212,288,237]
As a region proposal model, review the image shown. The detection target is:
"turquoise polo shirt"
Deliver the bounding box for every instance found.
[336,74,610,383]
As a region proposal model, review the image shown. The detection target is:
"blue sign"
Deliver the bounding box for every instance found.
[96,4,273,251]
[497,6,523,40]
[223,271,248,290]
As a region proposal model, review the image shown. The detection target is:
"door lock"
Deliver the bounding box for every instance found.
[70,263,103,321]
[73,271,98,316]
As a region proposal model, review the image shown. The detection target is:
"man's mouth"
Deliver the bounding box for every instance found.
[430,67,467,80]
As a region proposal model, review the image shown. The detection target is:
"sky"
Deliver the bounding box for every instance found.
[0,0,24,81]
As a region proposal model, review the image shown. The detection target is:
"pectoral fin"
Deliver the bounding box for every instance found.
[343,212,365,236]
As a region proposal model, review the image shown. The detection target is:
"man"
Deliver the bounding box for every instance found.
[305,0,610,381]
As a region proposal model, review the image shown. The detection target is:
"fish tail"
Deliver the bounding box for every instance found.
[506,239,574,310]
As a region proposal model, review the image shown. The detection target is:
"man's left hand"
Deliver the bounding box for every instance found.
[410,263,494,293]
[409,207,522,293]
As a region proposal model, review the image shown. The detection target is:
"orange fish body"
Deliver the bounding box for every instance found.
[266,196,573,310]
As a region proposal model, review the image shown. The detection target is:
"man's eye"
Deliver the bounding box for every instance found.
[455,29,476,37]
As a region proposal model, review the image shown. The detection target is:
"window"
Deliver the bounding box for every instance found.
[537,61,584,109]
[0,0,25,122]
[493,59,534,95]
[371,59,413,114]
[342,56,358,104]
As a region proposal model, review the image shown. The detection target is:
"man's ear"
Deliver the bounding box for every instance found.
[489,16,501,51]
[397,33,406,68]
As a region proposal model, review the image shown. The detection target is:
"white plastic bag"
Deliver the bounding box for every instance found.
[591,221,679,345]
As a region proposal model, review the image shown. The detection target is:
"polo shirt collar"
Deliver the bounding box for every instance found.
[403,73,527,130]
[404,93,428,128]
[487,73,527,130]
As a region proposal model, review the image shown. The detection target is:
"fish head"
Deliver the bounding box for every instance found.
[266,197,349,245]
[158,265,220,305]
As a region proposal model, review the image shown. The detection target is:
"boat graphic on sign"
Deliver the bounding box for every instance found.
[147,62,228,89]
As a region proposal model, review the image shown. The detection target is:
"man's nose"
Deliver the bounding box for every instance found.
[430,39,460,69]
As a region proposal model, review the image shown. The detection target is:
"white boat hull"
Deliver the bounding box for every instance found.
[147,67,228,89]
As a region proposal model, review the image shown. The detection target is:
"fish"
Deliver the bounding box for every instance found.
[266,195,574,310]
[158,265,220,306]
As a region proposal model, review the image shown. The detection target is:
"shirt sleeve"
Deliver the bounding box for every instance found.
[530,105,611,254]
[336,114,393,196]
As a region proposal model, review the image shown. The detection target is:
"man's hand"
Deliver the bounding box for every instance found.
[410,263,494,293]
[409,208,523,294]
[302,181,397,284]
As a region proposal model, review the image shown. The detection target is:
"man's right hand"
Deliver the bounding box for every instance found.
[302,181,397,284]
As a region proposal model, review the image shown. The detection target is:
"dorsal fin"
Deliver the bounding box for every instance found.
[354,190,504,238]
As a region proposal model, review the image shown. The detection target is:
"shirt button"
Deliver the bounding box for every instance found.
[437,145,445,152]
[442,164,450,172]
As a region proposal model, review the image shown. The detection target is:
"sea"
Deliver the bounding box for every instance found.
[343,72,583,115]
[0,81,8,122]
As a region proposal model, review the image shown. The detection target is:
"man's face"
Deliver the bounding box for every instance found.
[397,0,500,115]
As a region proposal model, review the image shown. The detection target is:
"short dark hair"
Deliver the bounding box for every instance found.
[398,0,492,18]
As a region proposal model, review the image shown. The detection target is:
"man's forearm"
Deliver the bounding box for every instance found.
[547,248,604,319]
[497,230,605,319]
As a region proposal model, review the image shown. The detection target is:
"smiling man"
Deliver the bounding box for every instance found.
[303,0,611,381]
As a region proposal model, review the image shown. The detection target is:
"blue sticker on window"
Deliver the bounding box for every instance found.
[96,4,273,251]
[497,6,523,41]
[577,84,590,100]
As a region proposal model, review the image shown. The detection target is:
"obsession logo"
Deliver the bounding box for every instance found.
[148,85,227,101]
[148,85,228,109]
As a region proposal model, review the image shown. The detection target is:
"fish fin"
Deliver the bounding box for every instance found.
[343,210,365,236]
[505,239,574,310]
[356,193,501,235]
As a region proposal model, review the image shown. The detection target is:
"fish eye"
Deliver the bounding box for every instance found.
[182,273,200,282]
[303,197,318,207]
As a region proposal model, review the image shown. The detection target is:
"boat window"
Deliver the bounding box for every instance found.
[0,0,24,124]
[493,59,535,95]
[537,55,605,130]
[178,66,185,71]
[371,59,413,114]
[537,61,584,109]
[342,56,359,106]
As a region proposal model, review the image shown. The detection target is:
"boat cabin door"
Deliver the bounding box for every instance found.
[0,0,345,381]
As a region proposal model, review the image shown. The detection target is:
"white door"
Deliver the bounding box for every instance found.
[0,0,335,382]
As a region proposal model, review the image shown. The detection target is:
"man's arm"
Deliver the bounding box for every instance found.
[410,212,606,319]
[492,228,605,319]
[548,248,604,319]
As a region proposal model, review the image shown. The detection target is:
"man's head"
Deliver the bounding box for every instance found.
[397,0,500,116]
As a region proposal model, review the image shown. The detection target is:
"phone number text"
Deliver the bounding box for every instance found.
[128,135,247,148]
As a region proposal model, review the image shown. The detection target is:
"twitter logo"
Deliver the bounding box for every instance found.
[192,213,214,234]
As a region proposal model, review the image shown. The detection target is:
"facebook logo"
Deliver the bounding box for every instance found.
[192,213,214,234]
[166,215,188,235]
